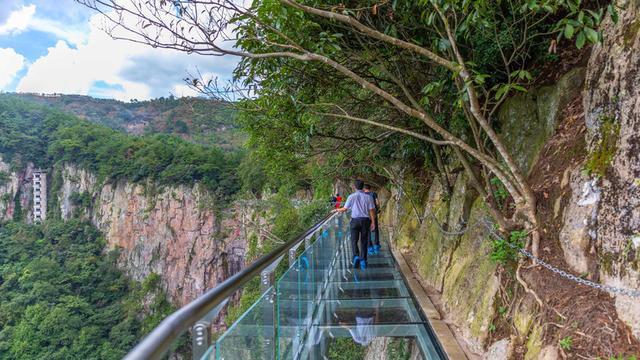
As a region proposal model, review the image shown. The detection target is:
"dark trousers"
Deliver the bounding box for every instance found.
[368,219,380,247]
[350,217,370,262]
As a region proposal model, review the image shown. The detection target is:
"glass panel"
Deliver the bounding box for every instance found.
[215,287,275,360]
[302,325,442,360]
[214,214,445,360]
[326,280,410,299]
[322,298,424,326]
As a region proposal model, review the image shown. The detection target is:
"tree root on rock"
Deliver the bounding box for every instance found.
[515,261,566,321]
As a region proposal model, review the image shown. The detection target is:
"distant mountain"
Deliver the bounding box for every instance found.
[6,93,243,150]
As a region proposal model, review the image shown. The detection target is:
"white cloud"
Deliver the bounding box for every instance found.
[16,12,238,101]
[0,4,87,45]
[0,48,25,89]
[0,4,35,35]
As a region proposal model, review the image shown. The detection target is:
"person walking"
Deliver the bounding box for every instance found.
[334,193,343,209]
[334,180,376,269]
[364,184,381,254]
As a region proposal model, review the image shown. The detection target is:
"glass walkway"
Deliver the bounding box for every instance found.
[210,214,446,359]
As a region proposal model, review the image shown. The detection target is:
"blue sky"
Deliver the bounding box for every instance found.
[0,0,237,100]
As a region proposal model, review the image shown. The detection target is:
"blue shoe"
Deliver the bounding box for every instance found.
[368,246,374,255]
[360,260,367,270]
[374,245,381,253]
[352,256,360,269]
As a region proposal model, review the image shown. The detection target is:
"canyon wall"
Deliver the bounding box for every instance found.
[0,162,253,313]
[0,157,35,223]
[55,164,250,307]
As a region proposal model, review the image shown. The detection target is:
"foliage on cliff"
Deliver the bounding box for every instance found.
[0,219,173,360]
[224,192,333,326]
[0,95,240,201]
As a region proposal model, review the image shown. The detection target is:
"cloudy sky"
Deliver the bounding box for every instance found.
[0,0,238,101]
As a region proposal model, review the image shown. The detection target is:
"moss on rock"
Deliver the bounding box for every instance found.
[498,67,586,174]
[415,180,451,288]
[584,116,620,178]
[441,197,499,349]
[524,322,545,360]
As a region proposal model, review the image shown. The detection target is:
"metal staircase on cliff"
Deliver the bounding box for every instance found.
[123,213,447,360]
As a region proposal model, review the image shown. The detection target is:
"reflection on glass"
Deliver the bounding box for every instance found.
[214,214,444,359]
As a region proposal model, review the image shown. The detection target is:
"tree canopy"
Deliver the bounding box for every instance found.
[0,95,240,201]
[0,219,174,360]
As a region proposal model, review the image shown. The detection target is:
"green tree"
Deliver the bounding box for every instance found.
[76,0,615,258]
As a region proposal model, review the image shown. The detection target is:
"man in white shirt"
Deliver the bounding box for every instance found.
[335,180,376,269]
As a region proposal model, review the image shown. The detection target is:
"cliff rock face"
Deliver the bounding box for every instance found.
[0,157,34,223]
[383,174,497,354]
[498,67,586,174]
[54,164,247,306]
[582,0,640,338]
[383,68,586,355]
[0,161,248,311]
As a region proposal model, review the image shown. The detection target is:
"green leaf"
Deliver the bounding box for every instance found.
[495,84,509,100]
[584,27,599,43]
[576,31,586,49]
[512,84,527,92]
[608,4,619,23]
[564,23,574,39]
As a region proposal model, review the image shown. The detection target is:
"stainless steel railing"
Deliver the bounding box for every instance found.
[123,212,337,360]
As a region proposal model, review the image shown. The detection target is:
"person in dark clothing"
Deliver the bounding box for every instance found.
[334,180,376,269]
[364,184,381,254]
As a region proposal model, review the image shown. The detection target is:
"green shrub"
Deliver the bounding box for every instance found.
[490,230,527,264]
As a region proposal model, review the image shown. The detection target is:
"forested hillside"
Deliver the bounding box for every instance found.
[0,219,175,360]
[0,95,240,201]
[0,95,243,358]
[6,93,242,150]
[0,93,327,358]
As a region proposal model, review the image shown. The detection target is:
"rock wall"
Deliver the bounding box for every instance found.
[498,67,586,174]
[54,164,251,307]
[383,173,497,354]
[581,0,640,338]
[0,161,252,313]
[382,68,587,356]
[0,157,34,223]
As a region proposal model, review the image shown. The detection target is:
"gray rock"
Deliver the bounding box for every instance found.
[483,339,510,360]
[559,169,597,274]
[583,0,640,339]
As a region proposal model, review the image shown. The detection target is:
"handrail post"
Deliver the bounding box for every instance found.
[289,247,297,267]
[271,283,278,360]
[260,269,277,360]
[191,299,229,360]
[192,322,209,360]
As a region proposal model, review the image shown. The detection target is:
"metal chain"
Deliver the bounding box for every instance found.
[422,202,482,236]
[480,218,640,298]
[390,192,640,298]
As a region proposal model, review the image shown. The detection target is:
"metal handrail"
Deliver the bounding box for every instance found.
[123,212,336,360]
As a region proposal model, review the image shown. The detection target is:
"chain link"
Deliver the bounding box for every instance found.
[394,191,640,297]
[422,202,482,236]
[480,218,640,298]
